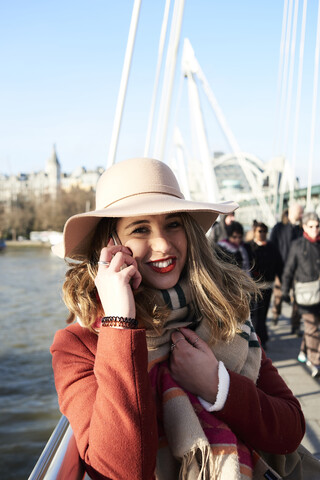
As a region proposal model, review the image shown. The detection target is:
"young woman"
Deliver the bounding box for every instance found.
[51,158,305,480]
[282,211,320,378]
[217,221,252,274]
[246,221,283,350]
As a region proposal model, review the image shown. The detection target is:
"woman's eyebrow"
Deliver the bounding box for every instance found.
[124,214,180,231]
[124,219,150,230]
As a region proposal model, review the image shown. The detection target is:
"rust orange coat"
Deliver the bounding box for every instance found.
[51,323,305,479]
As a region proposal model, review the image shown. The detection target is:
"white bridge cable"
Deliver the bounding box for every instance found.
[172,127,192,199]
[274,0,289,155]
[144,0,171,157]
[278,0,299,216]
[167,69,189,166]
[307,0,320,207]
[182,39,275,225]
[153,0,185,161]
[279,0,294,155]
[283,0,300,155]
[199,75,275,224]
[290,0,308,203]
[181,39,220,202]
[185,69,220,202]
[186,73,200,177]
[107,0,141,168]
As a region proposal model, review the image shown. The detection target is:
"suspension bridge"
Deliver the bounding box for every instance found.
[106,0,320,227]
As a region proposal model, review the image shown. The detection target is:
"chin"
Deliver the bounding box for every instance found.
[144,274,180,290]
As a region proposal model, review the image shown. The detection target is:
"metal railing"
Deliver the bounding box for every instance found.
[28,415,89,480]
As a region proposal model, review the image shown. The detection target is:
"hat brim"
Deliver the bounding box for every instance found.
[52,193,238,259]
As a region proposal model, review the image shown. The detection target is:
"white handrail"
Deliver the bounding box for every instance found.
[28,416,88,480]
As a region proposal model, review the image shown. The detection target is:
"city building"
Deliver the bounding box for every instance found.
[1,147,319,229]
[0,146,104,205]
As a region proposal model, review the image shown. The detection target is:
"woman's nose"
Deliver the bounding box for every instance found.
[150,233,172,252]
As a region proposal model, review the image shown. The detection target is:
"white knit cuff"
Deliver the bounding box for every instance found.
[198,361,230,412]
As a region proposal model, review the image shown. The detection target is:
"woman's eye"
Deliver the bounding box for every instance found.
[132,226,149,234]
[168,221,182,229]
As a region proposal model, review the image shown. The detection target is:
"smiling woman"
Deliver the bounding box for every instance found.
[50,157,305,480]
[116,214,187,290]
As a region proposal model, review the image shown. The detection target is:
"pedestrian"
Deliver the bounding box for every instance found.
[217,221,252,274]
[282,211,320,378]
[51,158,305,479]
[246,220,283,350]
[207,212,235,244]
[270,203,303,332]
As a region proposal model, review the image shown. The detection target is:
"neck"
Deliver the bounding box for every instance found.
[303,231,320,243]
[254,239,267,246]
[145,280,198,349]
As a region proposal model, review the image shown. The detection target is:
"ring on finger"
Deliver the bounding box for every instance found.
[98,261,110,266]
[171,337,185,352]
[192,337,199,347]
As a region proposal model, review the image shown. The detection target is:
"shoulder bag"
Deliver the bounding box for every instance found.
[256,444,320,480]
[294,279,320,306]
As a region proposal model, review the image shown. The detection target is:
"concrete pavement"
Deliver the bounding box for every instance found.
[266,303,320,460]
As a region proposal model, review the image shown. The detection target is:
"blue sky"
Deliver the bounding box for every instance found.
[1,0,320,187]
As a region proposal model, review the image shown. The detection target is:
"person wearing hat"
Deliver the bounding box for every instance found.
[51,158,304,480]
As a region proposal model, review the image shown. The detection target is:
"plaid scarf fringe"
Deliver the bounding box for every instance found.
[147,282,262,479]
[152,361,254,479]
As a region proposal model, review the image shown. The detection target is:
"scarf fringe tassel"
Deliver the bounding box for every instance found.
[179,443,241,480]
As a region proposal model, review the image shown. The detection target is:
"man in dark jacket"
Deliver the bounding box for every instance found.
[270,203,303,333]
[281,212,320,377]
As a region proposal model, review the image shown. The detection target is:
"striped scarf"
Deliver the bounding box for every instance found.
[218,239,251,274]
[146,281,262,480]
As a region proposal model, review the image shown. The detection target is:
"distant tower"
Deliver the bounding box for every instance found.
[46,144,61,198]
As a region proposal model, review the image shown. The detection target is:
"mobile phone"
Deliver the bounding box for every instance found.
[111,231,128,270]
[111,231,121,245]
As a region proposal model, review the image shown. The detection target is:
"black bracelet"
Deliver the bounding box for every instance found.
[101,316,138,329]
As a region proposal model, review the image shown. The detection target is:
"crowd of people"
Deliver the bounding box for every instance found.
[210,204,320,378]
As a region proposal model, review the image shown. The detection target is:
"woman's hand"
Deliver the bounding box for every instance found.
[170,327,219,404]
[95,239,142,319]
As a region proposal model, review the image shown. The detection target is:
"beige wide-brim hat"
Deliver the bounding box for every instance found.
[53,157,238,259]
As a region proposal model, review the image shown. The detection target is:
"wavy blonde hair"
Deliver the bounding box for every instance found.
[62,213,259,343]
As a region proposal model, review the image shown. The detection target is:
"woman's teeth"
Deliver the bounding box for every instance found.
[151,258,173,268]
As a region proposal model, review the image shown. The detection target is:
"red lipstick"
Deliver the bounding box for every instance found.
[148,257,176,273]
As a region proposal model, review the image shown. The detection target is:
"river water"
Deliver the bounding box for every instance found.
[0,247,69,479]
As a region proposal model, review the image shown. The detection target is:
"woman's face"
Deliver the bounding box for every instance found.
[303,220,320,239]
[228,232,243,247]
[116,213,187,290]
[254,226,267,242]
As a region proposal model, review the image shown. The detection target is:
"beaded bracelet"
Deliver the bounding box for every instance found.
[101,316,138,329]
